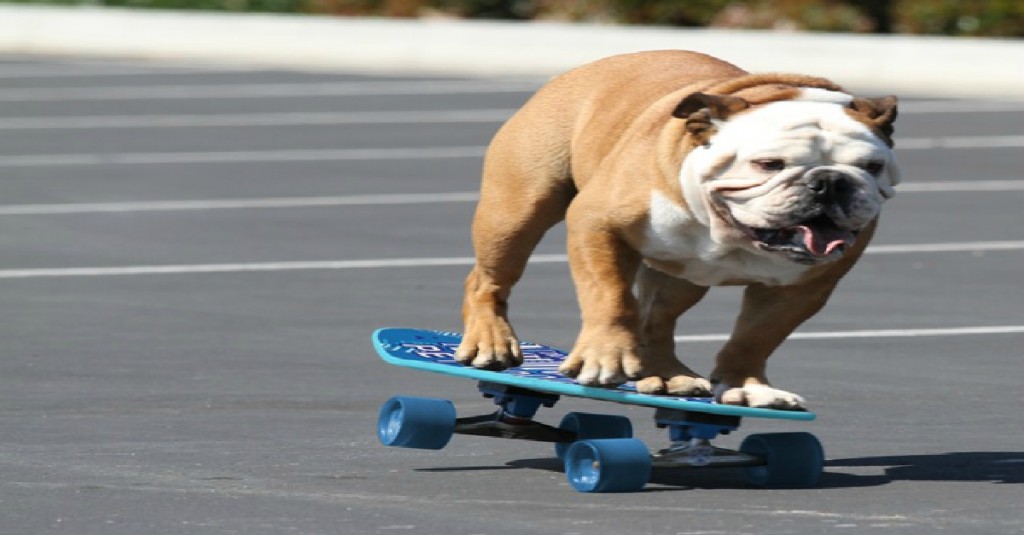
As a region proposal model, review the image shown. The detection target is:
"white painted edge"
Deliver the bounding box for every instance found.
[1,5,1023,98]
[0,134,1018,168]
[0,179,1021,215]
[676,325,1024,342]
[1,241,1022,279]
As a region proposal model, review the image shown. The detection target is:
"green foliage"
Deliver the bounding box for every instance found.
[601,0,729,26]
[434,0,536,19]
[894,0,1024,36]
[4,0,305,12]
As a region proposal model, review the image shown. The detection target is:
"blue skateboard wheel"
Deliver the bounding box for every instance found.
[740,432,824,487]
[564,438,651,493]
[555,412,634,460]
[377,396,456,450]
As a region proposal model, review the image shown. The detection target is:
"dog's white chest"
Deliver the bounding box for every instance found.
[641,191,811,286]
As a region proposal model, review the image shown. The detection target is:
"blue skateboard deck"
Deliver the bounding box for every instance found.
[373,327,814,422]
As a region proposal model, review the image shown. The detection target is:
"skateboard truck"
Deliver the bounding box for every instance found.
[652,408,761,468]
[452,382,574,442]
[461,383,761,469]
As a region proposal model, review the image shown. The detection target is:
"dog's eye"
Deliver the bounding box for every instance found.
[863,161,885,176]
[752,159,786,172]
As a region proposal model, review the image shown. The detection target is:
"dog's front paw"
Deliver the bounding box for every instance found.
[558,330,642,387]
[713,382,807,410]
[456,315,522,370]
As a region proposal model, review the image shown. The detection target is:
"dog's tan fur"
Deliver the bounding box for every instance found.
[456,50,897,408]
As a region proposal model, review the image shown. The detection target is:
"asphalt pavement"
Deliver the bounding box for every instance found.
[1,54,1022,535]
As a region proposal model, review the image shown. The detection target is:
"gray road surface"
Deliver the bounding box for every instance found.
[1,55,1022,535]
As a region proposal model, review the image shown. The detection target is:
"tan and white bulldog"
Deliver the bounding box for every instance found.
[456,50,899,410]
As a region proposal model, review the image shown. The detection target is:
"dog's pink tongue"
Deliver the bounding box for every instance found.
[796,225,856,256]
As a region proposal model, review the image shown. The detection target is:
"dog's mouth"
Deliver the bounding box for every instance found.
[749,214,858,265]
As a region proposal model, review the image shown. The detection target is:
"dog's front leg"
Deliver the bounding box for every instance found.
[712,222,875,409]
[558,216,644,387]
[710,283,836,410]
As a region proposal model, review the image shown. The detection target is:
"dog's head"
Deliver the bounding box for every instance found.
[676,84,899,266]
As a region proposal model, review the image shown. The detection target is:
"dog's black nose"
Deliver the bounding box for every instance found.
[806,171,850,202]
[807,175,831,197]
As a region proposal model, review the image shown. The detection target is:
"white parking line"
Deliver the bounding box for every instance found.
[0,110,516,130]
[0,255,482,278]
[0,103,1020,130]
[0,146,487,167]
[0,135,1018,168]
[0,192,480,215]
[676,325,1024,343]
[0,64,258,79]
[0,240,1021,279]
[897,135,1024,150]
[899,100,1024,114]
[866,240,1024,254]
[897,180,1024,192]
[0,77,1020,110]
[0,80,542,102]
[0,180,1021,215]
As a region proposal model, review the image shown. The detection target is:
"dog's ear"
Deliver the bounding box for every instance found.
[672,93,750,146]
[673,93,750,119]
[848,95,898,147]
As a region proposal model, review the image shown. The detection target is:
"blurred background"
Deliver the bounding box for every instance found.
[4,0,1024,37]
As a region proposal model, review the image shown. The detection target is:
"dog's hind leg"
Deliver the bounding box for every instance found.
[633,263,713,395]
[456,124,575,370]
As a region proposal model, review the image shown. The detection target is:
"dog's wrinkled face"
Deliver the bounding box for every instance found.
[681,90,899,265]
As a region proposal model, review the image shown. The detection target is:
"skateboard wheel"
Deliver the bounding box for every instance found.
[740,432,824,488]
[377,396,456,450]
[564,438,651,493]
[554,412,633,460]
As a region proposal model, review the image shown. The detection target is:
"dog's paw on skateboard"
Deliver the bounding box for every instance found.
[713,383,807,411]
[455,322,523,370]
[558,331,643,387]
[558,351,637,387]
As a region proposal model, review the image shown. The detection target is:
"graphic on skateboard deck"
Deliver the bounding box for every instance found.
[374,327,824,492]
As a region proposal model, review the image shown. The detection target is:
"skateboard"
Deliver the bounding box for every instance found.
[373,327,824,493]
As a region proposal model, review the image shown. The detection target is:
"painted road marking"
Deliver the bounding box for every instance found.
[0,181,1022,215]
[0,110,516,130]
[0,241,1022,279]
[0,135,1019,167]
[676,325,1024,343]
[0,80,542,102]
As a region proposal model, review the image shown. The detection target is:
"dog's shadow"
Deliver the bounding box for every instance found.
[418,451,1024,490]
[821,451,1024,487]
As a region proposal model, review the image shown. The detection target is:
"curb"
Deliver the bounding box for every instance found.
[2,5,1022,98]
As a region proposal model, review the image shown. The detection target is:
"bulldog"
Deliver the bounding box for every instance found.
[455,50,899,409]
